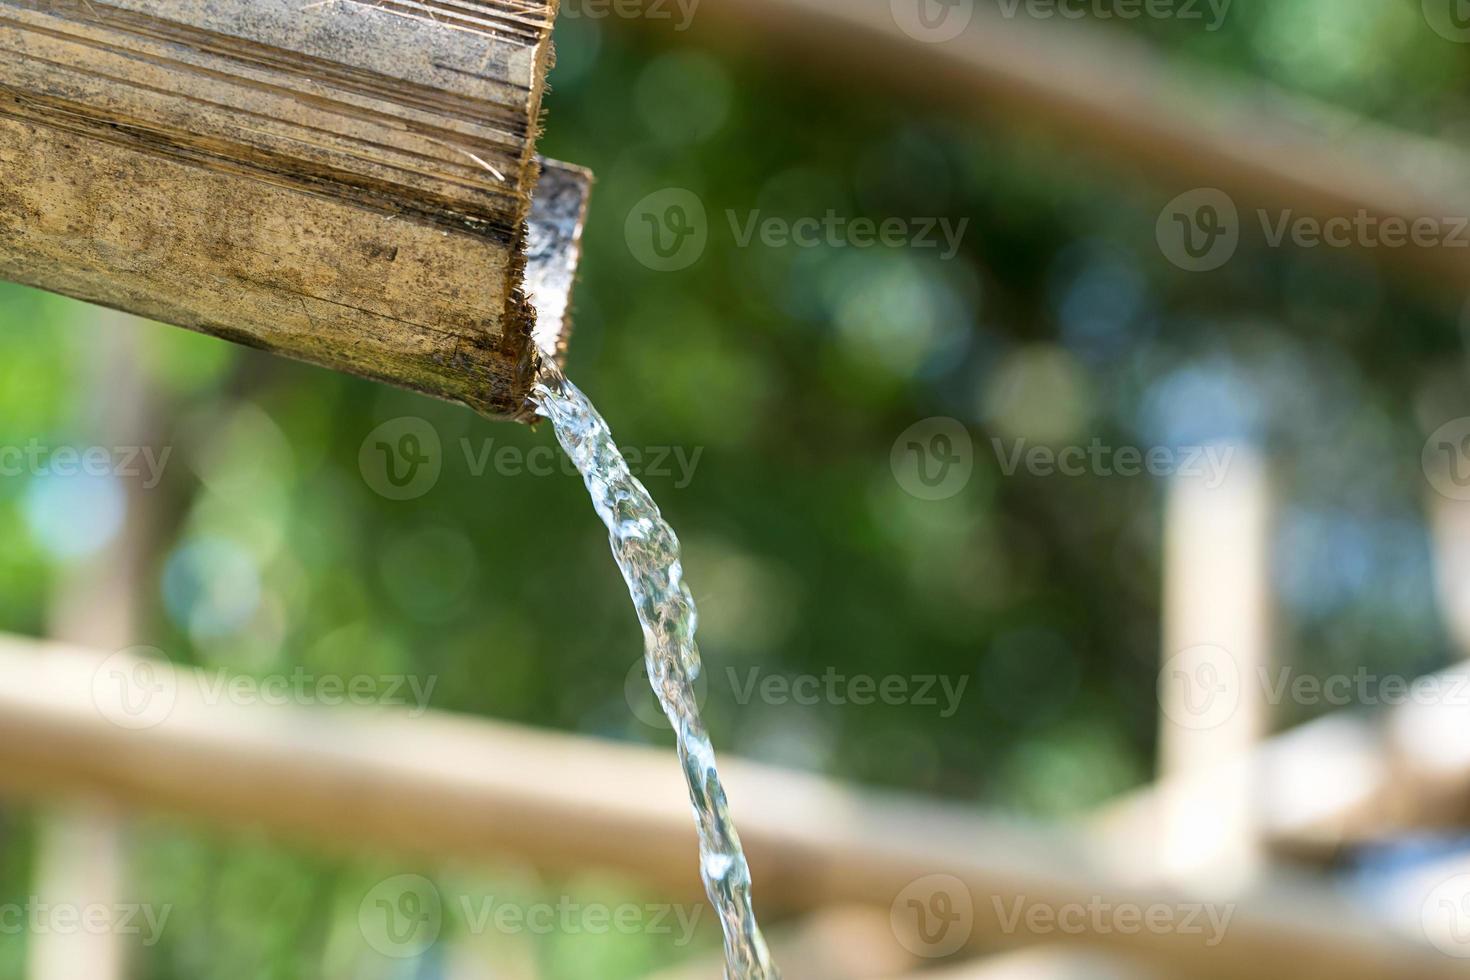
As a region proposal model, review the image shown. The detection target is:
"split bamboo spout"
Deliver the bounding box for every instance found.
[0,0,589,420]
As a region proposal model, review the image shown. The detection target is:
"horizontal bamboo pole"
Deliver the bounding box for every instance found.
[0,0,585,419]
[694,0,1470,288]
[894,947,1162,980]
[0,637,1457,980]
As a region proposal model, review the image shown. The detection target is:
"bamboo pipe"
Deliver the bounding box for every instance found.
[0,0,590,420]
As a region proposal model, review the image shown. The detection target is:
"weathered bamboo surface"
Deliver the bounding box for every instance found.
[0,0,578,419]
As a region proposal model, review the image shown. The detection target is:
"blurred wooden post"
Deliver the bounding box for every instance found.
[31,314,160,980]
[1157,446,1271,889]
[1396,473,1470,827]
[1428,481,1470,656]
[0,0,586,419]
[29,813,129,980]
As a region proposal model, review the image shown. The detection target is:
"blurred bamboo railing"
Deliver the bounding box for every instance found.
[693,0,1470,289]
[0,637,1463,980]
[646,918,1157,980]
[894,947,1162,980]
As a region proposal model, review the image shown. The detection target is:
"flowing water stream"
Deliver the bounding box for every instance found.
[532,361,780,979]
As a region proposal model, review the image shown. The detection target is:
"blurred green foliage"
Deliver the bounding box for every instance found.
[1,0,1469,976]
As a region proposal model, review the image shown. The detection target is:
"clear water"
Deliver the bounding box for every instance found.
[532,362,780,979]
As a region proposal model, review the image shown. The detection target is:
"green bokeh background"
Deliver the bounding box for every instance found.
[1,1,1469,976]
